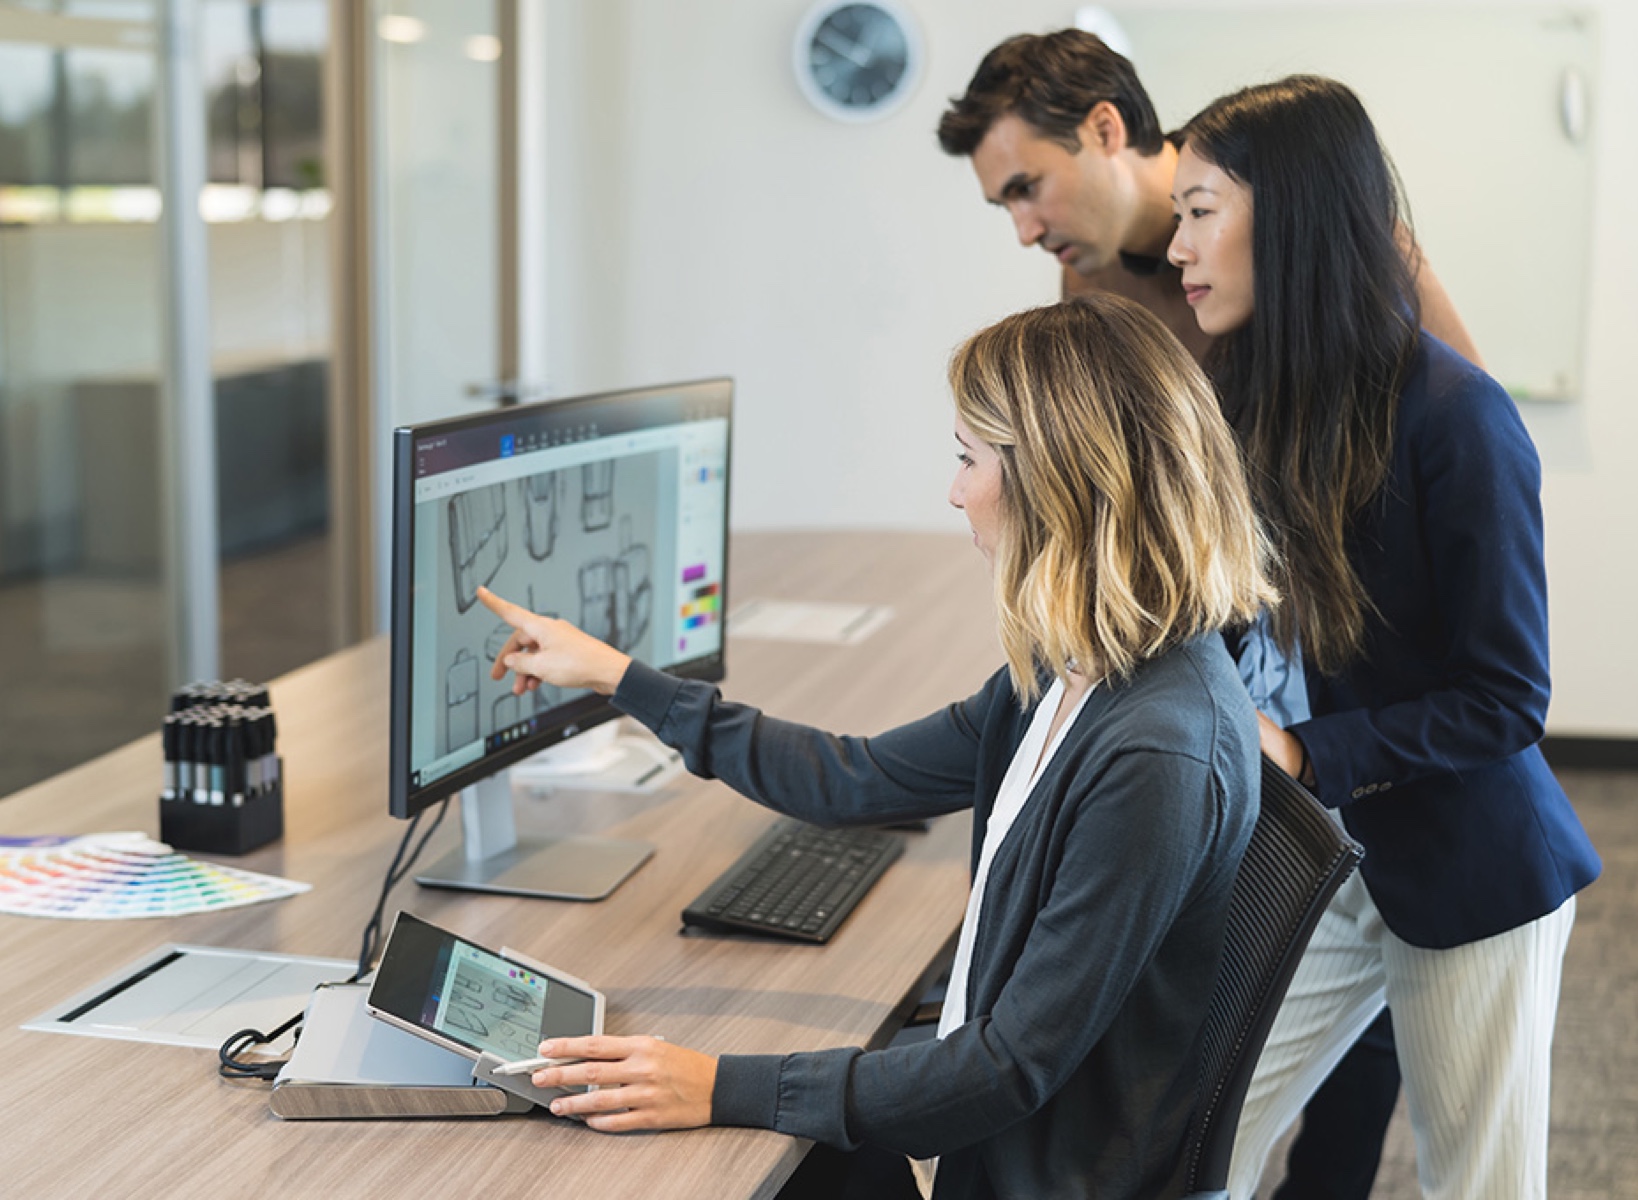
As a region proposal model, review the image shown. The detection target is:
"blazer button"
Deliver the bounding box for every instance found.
[1364,783,1379,795]
[1351,787,1365,799]
[1379,781,1393,792]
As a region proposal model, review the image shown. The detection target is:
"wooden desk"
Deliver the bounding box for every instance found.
[0,532,997,1199]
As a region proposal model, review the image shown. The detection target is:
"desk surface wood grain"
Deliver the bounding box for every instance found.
[0,531,998,1200]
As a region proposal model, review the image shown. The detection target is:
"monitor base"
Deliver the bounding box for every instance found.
[415,835,652,902]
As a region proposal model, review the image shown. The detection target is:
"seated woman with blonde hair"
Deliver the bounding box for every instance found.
[479,292,1275,1200]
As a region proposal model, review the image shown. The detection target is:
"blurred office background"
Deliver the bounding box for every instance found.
[5,1,1634,798]
[8,0,1635,807]
[0,0,513,795]
[0,3,1632,1195]
[0,0,333,794]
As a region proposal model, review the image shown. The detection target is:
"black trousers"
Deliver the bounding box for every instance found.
[776,1142,925,1200]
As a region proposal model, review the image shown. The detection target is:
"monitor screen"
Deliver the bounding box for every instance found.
[389,379,732,820]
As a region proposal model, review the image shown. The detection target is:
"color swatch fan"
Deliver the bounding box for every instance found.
[0,832,308,919]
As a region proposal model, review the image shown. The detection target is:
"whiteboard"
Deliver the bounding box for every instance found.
[1110,5,1597,402]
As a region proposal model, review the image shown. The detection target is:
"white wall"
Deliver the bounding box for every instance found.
[541,0,1638,738]
[543,0,1061,533]
[1532,0,1638,737]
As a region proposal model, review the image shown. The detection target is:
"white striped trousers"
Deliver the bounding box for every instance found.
[1227,872,1576,1199]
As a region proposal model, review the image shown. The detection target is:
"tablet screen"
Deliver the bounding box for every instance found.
[368,912,598,1062]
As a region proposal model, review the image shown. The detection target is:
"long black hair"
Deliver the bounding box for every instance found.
[1181,75,1420,674]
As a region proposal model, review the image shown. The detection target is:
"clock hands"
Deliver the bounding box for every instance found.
[798,2,917,116]
[815,24,872,69]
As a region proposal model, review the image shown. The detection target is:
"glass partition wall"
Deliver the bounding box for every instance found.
[204,0,335,687]
[0,0,535,798]
[368,0,507,627]
[0,0,337,797]
[0,2,171,797]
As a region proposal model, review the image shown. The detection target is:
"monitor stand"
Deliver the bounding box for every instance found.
[415,774,652,901]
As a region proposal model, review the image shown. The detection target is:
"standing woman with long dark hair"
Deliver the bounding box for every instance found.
[1167,76,1601,1198]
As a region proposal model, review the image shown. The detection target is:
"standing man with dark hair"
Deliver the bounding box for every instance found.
[938,29,1478,366]
[938,30,1209,359]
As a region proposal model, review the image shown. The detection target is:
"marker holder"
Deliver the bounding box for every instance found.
[158,680,285,856]
[160,769,284,856]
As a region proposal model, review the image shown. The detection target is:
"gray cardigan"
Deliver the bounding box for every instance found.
[613,635,1259,1200]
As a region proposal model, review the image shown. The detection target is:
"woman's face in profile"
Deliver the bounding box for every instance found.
[1167,144,1256,336]
[949,413,1004,566]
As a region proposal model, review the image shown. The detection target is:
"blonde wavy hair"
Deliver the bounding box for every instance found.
[951,295,1278,701]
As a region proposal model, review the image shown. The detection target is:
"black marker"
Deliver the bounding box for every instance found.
[161,714,178,802]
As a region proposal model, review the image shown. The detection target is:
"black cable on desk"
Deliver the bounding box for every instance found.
[218,1012,305,1081]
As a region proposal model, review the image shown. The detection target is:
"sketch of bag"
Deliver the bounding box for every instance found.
[448,484,509,613]
[580,546,651,655]
[445,648,480,753]
[492,692,519,735]
[578,558,619,645]
[616,518,652,651]
[521,471,560,560]
[581,461,615,532]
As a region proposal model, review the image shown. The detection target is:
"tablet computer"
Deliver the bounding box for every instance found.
[364,911,603,1065]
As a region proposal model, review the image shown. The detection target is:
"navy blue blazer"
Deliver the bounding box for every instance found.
[1290,335,1600,950]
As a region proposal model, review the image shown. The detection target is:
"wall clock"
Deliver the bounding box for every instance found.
[793,1,924,124]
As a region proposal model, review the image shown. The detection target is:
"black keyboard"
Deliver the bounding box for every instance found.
[681,819,904,943]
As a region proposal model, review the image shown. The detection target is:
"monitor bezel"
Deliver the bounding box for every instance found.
[388,377,732,820]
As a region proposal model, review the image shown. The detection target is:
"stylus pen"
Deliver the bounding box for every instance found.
[491,1055,585,1077]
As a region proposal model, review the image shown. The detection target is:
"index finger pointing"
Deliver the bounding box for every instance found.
[489,628,527,681]
[476,585,532,628]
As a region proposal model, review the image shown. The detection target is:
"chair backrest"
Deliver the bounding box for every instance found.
[1180,756,1364,1196]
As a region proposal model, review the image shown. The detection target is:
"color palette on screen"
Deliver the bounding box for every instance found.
[681,582,721,629]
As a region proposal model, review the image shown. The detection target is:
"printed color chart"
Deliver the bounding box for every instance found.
[0,833,309,920]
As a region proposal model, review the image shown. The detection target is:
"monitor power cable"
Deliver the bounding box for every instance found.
[351,797,451,981]
[215,798,451,1081]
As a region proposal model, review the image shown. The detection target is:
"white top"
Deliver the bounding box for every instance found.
[940,675,1096,1035]
[913,675,1096,1195]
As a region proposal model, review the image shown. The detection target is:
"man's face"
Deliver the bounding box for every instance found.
[970,112,1132,276]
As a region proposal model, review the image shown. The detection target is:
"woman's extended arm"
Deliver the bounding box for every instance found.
[479,585,988,826]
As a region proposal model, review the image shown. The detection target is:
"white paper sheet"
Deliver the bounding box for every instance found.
[729,599,893,645]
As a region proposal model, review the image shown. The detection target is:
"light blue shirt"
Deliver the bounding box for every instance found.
[1237,610,1310,728]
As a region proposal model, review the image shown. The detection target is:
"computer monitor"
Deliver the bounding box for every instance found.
[388,378,732,899]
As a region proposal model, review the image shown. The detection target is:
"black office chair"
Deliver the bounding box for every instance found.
[1180,756,1364,1200]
